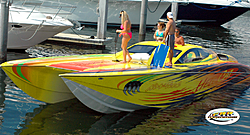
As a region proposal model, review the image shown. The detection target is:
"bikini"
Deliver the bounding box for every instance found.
[120,24,132,38]
[156,30,164,38]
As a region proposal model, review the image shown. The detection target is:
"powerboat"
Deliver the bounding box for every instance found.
[7,4,73,49]
[160,0,250,25]
[2,41,250,113]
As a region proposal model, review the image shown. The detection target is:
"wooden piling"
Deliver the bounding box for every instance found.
[0,0,10,62]
[171,2,178,21]
[139,0,148,42]
[97,0,108,39]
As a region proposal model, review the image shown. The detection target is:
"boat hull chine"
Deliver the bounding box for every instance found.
[62,77,148,114]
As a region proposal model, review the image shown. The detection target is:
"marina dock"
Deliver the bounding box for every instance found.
[46,33,113,49]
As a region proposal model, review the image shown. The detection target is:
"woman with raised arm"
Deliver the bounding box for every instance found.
[116,10,132,63]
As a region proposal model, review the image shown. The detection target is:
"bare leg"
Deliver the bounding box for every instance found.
[120,47,127,63]
[166,50,173,66]
[126,49,132,62]
[120,34,132,63]
[169,49,173,64]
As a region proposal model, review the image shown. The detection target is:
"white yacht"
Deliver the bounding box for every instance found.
[13,0,250,28]
[14,0,171,28]
[8,4,73,49]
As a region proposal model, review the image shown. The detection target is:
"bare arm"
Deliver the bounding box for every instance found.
[163,22,172,41]
[154,30,157,40]
[180,36,185,46]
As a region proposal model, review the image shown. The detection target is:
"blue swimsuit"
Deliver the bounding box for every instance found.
[156,30,164,37]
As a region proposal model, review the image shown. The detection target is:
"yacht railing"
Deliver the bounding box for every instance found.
[19,1,77,20]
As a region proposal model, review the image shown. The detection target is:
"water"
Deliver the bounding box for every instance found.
[1,11,250,135]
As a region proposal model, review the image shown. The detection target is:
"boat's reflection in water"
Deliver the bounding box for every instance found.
[0,67,46,135]
[15,77,250,134]
[15,98,156,134]
[0,69,6,128]
[127,84,249,134]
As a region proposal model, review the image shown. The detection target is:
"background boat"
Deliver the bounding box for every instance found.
[161,0,250,25]
[7,4,73,49]
[14,0,250,28]
[14,0,171,28]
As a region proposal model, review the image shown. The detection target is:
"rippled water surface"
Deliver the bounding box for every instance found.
[0,11,250,135]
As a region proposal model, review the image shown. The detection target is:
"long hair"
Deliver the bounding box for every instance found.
[121,10,131,27]
[158,22,165,29]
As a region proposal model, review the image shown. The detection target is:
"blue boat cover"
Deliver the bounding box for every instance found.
[150,44,169,68]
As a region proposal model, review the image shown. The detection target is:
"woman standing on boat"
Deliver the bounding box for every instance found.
[116,10,132,63]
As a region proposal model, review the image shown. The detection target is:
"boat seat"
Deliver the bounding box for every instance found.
[148,44,169,68]
[183,52,197,63]
[187,52,196,59]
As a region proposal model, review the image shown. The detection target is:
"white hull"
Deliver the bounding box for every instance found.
[7,5,73,49]
[13,0,250,27]
[14,0,171,27]
[8,23,72,49]
[62,78,148,114]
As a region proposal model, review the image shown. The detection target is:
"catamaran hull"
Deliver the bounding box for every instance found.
[61,64,250,114]
[62,78,147,114]
[0,54,115,103]
[2,65,75,103]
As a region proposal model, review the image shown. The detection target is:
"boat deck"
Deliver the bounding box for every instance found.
[48,33,113,46]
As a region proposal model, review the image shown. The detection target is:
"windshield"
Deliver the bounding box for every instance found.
[175,48,212,64]
[173,49,182,57]
[128,45,156,55]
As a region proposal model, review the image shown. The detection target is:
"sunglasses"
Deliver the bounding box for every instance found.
[119,10,124,18]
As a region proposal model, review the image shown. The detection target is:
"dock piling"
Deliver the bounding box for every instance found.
[171,2,178,21]
[97,0,108,40]
[0,0,10,63]
[139,0,148,42]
